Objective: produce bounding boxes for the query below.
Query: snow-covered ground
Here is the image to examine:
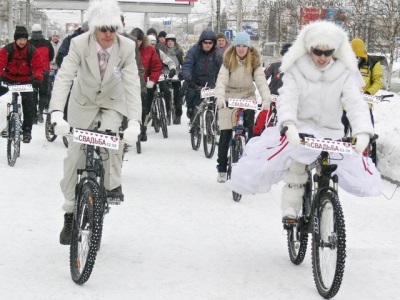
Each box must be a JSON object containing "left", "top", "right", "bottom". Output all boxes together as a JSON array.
[{"left": 0, "top": 88, "right": 399, "bottom": 299}]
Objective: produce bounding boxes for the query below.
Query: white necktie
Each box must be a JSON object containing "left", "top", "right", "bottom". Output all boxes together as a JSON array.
[{"left": 98, "top": 49, "right": 109, "bottom": 80}]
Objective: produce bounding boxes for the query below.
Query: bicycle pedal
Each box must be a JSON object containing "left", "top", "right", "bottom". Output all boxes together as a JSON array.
[{"left": 282, "top": 217, "right": 298, "bottom": 225}]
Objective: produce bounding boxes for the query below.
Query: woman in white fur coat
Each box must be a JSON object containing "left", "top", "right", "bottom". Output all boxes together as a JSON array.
[
  {"left": 226, "top": 21, "right": 382, "bottom": 220},
  {"left": 215, "top": 32, "right": 271, "bottom": 183}
]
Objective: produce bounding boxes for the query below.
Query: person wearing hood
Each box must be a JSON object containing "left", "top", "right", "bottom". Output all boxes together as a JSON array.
[
  {"left": 182, "top": 30, "right": 223, "bottom": 119},
  {"left": 214, "top": 32, "right": 271, "bottom": 183},
  {"left": 227, "top": 21, "right": 382, "bottom": 221},
  {"left": 29, "top": 24, "right": 54, "bottom": 123},
  {"left": 49, "top": 0, "right": 142, "bottom": 245}
]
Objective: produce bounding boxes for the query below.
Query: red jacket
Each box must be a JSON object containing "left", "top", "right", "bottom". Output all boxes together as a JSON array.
[
  {"left": 0, "top": 42, "right": 44, "bottom": 83},
  {"left": 139, "top": 44, "right": 162, "bottom": 84}
]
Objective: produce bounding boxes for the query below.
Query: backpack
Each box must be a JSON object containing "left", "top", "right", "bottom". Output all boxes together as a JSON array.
[{"left": 5, "top": 43, "right": 35, "bottom": 66}]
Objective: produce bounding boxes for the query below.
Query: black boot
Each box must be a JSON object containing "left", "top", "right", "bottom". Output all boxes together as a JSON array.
[
  {"left": 60, "top": 213, "right": 73, "bottom": 245},
  {"left": 37, "top": 111, "right": 44, "bottom": 123},
  {"left": 140, "top": 125, "right": 147, "bottom": 142},
  {"left": 173, "top": 116, "right": 181, "bottom": 125}
]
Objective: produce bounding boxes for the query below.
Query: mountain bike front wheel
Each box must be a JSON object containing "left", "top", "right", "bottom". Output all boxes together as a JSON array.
[
  {"left": 70, "top": 180, "right": 103, "bottom": 285},
  {"left": 158, "top": 97, "right": 168, "bottom": 138},
  {"left": 312, "top": 189, "right": 346, "bottom": 299},
  {"left": 203, "top": 110, "right": 216, "bottom": 158},
  {"left": 190, "top": 109, "right": 201, "bottom": 151},
  {"left": 7, "top": 112, "right": 21, "bottom": 167}
]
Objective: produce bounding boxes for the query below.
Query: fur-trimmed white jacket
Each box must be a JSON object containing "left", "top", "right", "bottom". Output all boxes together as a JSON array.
[{"left": 277, "top": 54, "right": 373, "bottom": 139}]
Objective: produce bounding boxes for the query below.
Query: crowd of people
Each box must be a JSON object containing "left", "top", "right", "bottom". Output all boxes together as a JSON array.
[{"left": 0, "top": 0, "right": 384, "bottom": 246}]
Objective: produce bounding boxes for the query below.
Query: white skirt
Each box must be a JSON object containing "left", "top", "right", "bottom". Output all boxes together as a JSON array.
[{"left": 226, "top": 126, "right": 383, "bottom": 197}]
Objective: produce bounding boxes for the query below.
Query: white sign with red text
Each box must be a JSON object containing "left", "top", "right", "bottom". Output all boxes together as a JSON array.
[
  {"left": 201, "top": 88, "right": 215, "bottom": 99},
  {"left": 304, "top": 137, "right": 352, "bottom": 154},
  {"left": 73, "top": 129, "right": 120, "bottom": 150},
  {"left": 228, "top": 98, "right": 258, "bottom": 110},
  {"left": 8, "top": 84, "right": 33, "bottom": 92}
]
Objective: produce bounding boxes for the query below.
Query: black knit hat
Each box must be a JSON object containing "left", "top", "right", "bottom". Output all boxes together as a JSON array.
[
  {"left": 131, "top": 28, "right": 144, "bottom": 41},
  {"left": 158, "top": 31, "right": 167, "bottom": 38},
  {"left": 14, "top": 26, "right": 29, "bottom": 41},
  {"left": 146, "top": 28, "right": 157, "bottom": 37},
  {"left": 280, "top": 43, "right": 292, "bottom": 56}
]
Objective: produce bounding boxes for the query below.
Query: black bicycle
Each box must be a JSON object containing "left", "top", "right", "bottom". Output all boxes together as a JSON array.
[
  {"left": 164, "top": 75, "right": 181, "bottom": 125},
  {"left": 281, "top": 129, "right": 376, "bottom": 298},
  {"left": 226, "top": 98, "right": 259, "bottom": 201},
  {"left": 68, "top": 122, "right": 123, "bottom": 285},
  {"left": 2, "top": 83, "right": 33, "bottom": 166},
  {"left": 146, "top": 81, "right": 168, "bottom": 138}
]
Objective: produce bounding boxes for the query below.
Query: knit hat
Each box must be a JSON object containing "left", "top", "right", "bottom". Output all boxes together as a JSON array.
[
  {"left": 86, "top": 0, "right": 123, "bottom": 34},
  {"left": 280, "top": 20, "right": 358, "bottom": 72},
  {"left": 216, "top": 33, "right": 226, "bottom": 40},
  {"left": 51, "top": 30, "right": 59, "bottom": 36},
  {"left": 14, "top": 26, "right": 29, "bottom": 40},
  {"left": 158, "top": 31, "right": 167, "bottom": 38},
  {"left": 148, "top": 34, "right": 157, "bottom": 45},
  {"left": 233, "top": 32, "right": 251, "bottom": 47},
  {"left": 31, "top": 24, "right": 42, "bottom": 32},
  {"left": 165, "top": 33, "right": 176, "bottom": 42},
  {"left": 280, "top": 43, "right": 292, "bottom": 56},
  {"left": 131, "top": 28, "right": 144, "bottom": 41},
  {"left": 351, "top": 38, "right": 367, "bottom": 59},
  {"left": 147, "top": 28, "right": 157, "bottom": 37}
]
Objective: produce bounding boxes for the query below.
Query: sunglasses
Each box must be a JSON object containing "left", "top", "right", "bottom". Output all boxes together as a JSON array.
[
  {"left": 98, "top": 26, "right": 118, "bottom": 33},
  {"left": 311, "top": 48, "right": 335, "bottom": 57},
  {"left": 202, "top": 41, "right": 213, "bottom": 45}
]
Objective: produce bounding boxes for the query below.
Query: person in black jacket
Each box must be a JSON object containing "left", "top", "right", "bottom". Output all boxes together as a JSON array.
[{"left": 264, "top": 43, "right": 291, "bottom": 95}]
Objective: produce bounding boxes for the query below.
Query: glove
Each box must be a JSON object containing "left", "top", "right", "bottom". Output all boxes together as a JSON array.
[
  {"left": 186, "top": 80, "right": 197, "bottom": 89},
  {"left": 261, "top": 101, "right": 270, "bottom": 110},
  {"left": 283, "top": 122, "right": 300, "bottom": 147},
  {"left": 354, "top": 133, "right": 370, "bottom": 154},
  {"left": 123, "top": 120, "right": 141, "bottom": 146},
  {"left": 146, "top": 81, "right": 155, "bottom": 89},
  {"left": 178, "top": 72, "right": 184, "bottom": 81},
  {"left": 216, "top": 98, "right": 226, "bottom": 110},
  {"left": 32, "top": 79, "right": 42, "bottom": 90},
  {"left": 168, "top": 69, "right": 176, "bottom": 78},
  {"left": 51, "top": 111, "right": 70, "bottom": 136}
]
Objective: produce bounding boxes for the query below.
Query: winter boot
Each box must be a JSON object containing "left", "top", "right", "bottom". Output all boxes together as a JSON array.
[
  {"left": 281, "top": 161, "right": 307, "bottom": 222},
  {"left": 140, "top": 125, "right": 147, "bottom": 142},
  {"left": 37, "top": 111, "right": 44, "bottom": 123},
  {"left": 60, "top": 213, "right": 73, "bottom": 245},
  {"left": 173, "top": 116, "right": 181, "bottom": 125},
  {"left": 217, "top": 172, "right": 227, "bottom": 183}
]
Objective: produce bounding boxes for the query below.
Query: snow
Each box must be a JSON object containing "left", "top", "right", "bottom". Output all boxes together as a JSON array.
[{"left": 0, "top": 90, "right": 399, "bottom": 299}]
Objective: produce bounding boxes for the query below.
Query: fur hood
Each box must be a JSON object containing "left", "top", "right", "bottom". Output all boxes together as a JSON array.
[
  {"left": 223, "top": 45, "right": 262, "bottom": 70},
  {"left": 281, "top": 20, "right": 357, "bottom": 72},
  {"left": 87, "top": 0, "right": 123, "bottom": 34}
]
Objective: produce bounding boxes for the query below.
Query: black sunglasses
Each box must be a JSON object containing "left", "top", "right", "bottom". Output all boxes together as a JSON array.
[
  {"left": 202, "top": 41, "right": 213, "bottom": 45},
  {"left": 311, "top": 48, "right": 335, "bottom": 57},
  {"left": 98, "top": 26, "right": 118, "bottom": 33}
]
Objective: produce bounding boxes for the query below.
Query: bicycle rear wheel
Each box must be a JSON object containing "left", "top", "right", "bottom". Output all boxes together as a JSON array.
[
  {"left": 286, "top": 218, "right": 308, "bottom": 265},
  {"left": 203, "top": 110, "right": 216, "bottom": 158},
  {"left": 70, "top": 180, "right": 103, "bottom": 285},
  {"left": 158, "top": 97, "right": 168, "bottom": 138},
  {"left": 312, "top": 190, "right": 346, "bottom": 299},
  {"left": 7, "top": 113, "right": 21, "bottom": 167},
  {"left": 190, "top": 109, "right": 201, "bottom": 151},
  {"left": 230, "top": 135, "right": 245, "bottom": 201},
  {"left": 45, "top": 113, "right": 57, "bottom": 142}
]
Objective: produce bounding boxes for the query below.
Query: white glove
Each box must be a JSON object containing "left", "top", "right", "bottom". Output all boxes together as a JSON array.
[
  {"left": 146, "top": 81, "right": 155, "bottom": 89},
  {"left": 123, "top": 120, "right": 141, "bottom": 146},
  {"left": 216, "top": 98, "right": 226, "bottom": 110},
  {"left": 261, "top": 101, "right": 270, "bottom": 110},
  {"left": 283, "top": 122, "right": 300, "bottom": 147},
  {"left": 51, "top": 111, "right": 70, "bottom": 136},
  {"left": 354, "top": 133, "right": 370, "bottom": 154}
]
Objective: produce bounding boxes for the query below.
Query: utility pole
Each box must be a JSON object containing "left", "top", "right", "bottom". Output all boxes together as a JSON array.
[
  {"left": 237, "top": 0, "right": 242, "bottom": 33},
  {"left": 26, "top": 0, "right": 30, "bottom": 29},
  {"left": 211, "top": 0, "right": 214, "bottom": 31},
  {"left": 8, "top": 0, "right": 13, "bottom": 42},
  {"left": 216, "top": 0, "right": 220, "bottom": 33}
]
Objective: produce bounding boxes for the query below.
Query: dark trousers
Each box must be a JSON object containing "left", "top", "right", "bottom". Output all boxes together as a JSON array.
[
  {"left": 21, "top": 91, "right": 35, "bottom": 133},
  {"left": 217, "top": 109, "right": 255, "bottom": 172}
]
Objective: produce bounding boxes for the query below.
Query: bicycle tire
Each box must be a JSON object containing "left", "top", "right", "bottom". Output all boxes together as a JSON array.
[
  {"left": 159, "top": 97, "right": 168, "bottom": 138},
  {"left": 203, "top": 110, "right": 216, "bottom": 158},
  {"left": 231, "top": 135, "right": 245, "bottom": 201},
  {"left": 190, "top": 109, "right": 201, "bottom": 151},
  {"left": 7, "top": 113, "right": 21, "bottom": 167},
  {"left": 152, "top": 103, "right": 160, "bottom": 133},
  {"left": 311, "top": 189, "right": 346, "bottom": 299},
  {"left": 286, "top": 218, "right": 309, "bottom": 265},
  {"left": 70, "top": 180, "right": 103, "bottom": 285},
  {"left": 45, "top": 113, "right": 57, "bottom": 142}
]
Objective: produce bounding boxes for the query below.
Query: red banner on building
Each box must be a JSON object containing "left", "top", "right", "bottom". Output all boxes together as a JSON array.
[{"left": 300, "top": 8, "right": 327, "bottom": 25}]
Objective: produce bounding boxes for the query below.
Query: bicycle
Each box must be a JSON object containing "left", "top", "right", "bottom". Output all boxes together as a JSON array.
[
  {"left": 281, "top": 129, "right": 376, "bottom": 298},
  {"left": 68, "top": 122, "right": 123, "bottom": 285},
  {"left": 188, "top": 86, "right": 218, "bottom": 158},
  {"left": 145, "top": 80, "right": 168, "bottom": 139},
  {"left": 1, "top": 83, "right": 33, "bottom": 166},
  {"left": 164, "top": 75, "right": 181, "bottom": 125},
  {"left": 226, "top": 98, "right": 259, "bottom": 201}
]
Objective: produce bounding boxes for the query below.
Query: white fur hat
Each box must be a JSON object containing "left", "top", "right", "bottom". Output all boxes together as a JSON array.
[
  {"left": 86, "top": 0, "right": 123, "bottom": 34},
  {"left": 281, "top": 20, "right": 357, "bottom": 72},
  {"left": 31, "top": 24, "right": 42, "bottom": 32}
]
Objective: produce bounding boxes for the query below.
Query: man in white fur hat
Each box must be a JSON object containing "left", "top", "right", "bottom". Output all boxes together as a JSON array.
[
  {"left": 49, "top": 0, "right": 142, "bottom": 245},
  {"left": 227, "top": 21, "right": 382, "bottom": 222}
]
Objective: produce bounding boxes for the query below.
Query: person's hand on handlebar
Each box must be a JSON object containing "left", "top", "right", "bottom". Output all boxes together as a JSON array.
[
  {"left": 123, "top": 120, "right": 141, "bottom": 146},
  {"left": 168, "top": 69, "right": 176, "bottom": 79},
  {"left": 216, "top": 97, "right": 226, "bottom": 109},
  {"left": 282, "top": 122, "right": 300, "bottom": 147},
  {"left": 51, "top": 111, "right": 70, "bottom": 136}
]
